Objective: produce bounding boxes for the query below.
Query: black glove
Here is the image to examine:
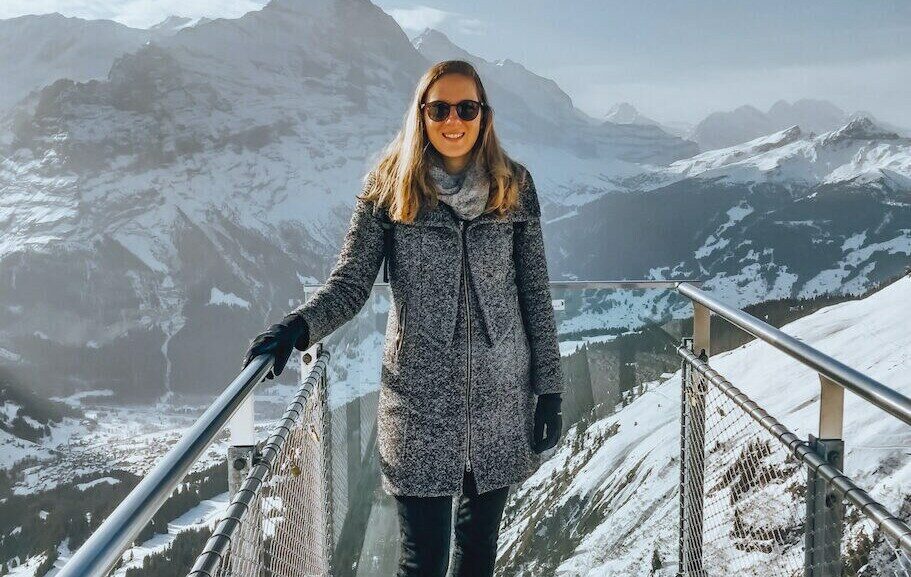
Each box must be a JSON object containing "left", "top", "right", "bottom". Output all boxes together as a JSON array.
[
  {"left": 533, "top": 393, "right": 563, "bottom": 453},
  {"left": 242, "top": 312, "right": 310, "bottom": 380}
]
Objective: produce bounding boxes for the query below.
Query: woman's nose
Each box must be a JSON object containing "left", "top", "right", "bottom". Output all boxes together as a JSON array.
[{"left": 442, "top": 110, "right": 463, "bottom": 125}]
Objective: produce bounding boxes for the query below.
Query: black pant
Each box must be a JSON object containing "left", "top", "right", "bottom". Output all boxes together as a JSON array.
[{"left": 393, "top": 469, "right": 510, "bottom": 577}]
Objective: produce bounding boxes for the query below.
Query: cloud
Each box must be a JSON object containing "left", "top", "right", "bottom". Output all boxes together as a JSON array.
[
  {"left": 0, "top": 0, "right": 267, "bottom": 29},
  {"left": 385, "top": 4, "right": 486, "bottom": 36}
]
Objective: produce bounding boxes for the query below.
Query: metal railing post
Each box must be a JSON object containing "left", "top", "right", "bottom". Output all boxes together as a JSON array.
[
  {"left": 228, "top": 397, "right": 255, "bottom": 497},
  {"left": 681, "top": 302, "right": 710, "bottom": 577},
  {"left": 318, "top": 357, "right": 335, "bottom": 576},
  {"left": 677, "top": 337, "right": 691, "bottom": 577},
  {"left": 805, "top": 375, "right": 845, "bottom": 577},
  {"left": 818, "top": 375, "right": 844, "bottom": 440},
  {"left": 692, "top": 301, "right": 711, "bottom": 359},
  {"left": 227, "top": 370, "right": 259, "bottom": 577}
]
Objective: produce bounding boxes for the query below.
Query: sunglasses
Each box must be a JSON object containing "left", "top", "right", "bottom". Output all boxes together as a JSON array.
[{"left": 420, "top": 99, "right": 486, "bottom": 122}]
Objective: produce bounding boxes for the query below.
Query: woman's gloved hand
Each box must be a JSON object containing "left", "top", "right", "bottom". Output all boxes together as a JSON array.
[
  {"left": 242, "top": 312, "right": 310, "bottom": 380},
  {"left": 533, "top": 392, "right": 563, "bottom": 453}
]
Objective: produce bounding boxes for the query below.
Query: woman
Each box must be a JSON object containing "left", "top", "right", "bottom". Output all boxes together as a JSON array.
[{"left": 243, "top": 60, "right": 563, "bottom": 577}]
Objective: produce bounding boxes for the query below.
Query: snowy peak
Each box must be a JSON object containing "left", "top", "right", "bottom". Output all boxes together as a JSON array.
[
  {"left": 410, "top": 26, "right": 566, "bottom": 102},
  {"left": 603, "top": 102, "right": 661, "bottom": 127},
  {"left": 690, "top": 98, "right": 907, "bottom": 152},
  {"left": 157, "top": 0, "right": 423, "bottom": 88},
  {"left": 752, "top": 124, "right": 803, "bottom": 151},
  {"left": 0, "top": 13, "right": 152, "bottom": 110},
  {"left": 666, "top": 117, "right": 911, "bottom": 186},
  {"left": 411, "top": 27, "right": 469, "bottom": 59},
  {"left": 149, "top": 15, "right": 211, "bottom": 33},
  {"left": 408, "top": 26, "right": 695, "bottom": 164},
  {"left": 819, "top": 116, "right": 900, "bottom": 146},
  {"left": 667, "top": 125, "right": 804, "bottom": 178}
]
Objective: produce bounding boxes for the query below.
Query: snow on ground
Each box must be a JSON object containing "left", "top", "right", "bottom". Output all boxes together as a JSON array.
[
  {"left": 798, "top": 229, "right": 911, "bottom": 298},
  {"left": 76, "top": 477, "right": 121, "bottom": 491},
  {"left": 107, "top": 492, "right": 229, "bottom": 577},
  {"left": 49, "top": 390, "right": 114, "bottom": 408},
  {"left": 208, "top": 287, "right": 250, "bottom": 309},
  {"left": 7, "top": 553, "right": 48, "bottom": 577},
  {"left": 502, "top": 275, "right": 911, "bottom": 576},
  {"left": 694, "top": 202, "right": 754, "bottom": 259},
  {"left": 0, "top": 428, "right": 58, "bottom": 471},
  {"left": 2, "top": 402, "right": 269, "bottom": 495}
]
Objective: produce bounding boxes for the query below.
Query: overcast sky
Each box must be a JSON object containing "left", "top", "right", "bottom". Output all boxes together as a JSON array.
[{"left": 2, "top": 0, "right": 909, "bottom": 125}]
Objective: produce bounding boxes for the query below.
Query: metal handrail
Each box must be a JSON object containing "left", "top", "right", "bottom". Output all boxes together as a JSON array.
[
  {"left": 305, "top": 279, "right": 704, "bottom": 291},
  {"left": 57, "top": 354, "right": 276, "bottom": 577},
  {"left": 676, "top": 281, "right": 911, "bottom": 427}
]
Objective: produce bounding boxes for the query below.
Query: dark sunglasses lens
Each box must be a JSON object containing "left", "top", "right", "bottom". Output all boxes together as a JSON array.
[
  {"left": 457, "top": 101, "right": 480, "bottom": 120},
  {"left": 427, "top": 102, "right": 450, "bottom": 122}
]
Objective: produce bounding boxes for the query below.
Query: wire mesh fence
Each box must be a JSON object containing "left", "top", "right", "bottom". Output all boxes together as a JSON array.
[
  {"left": 680, "top": 351, "right": 805, "bottom": 576},
  {"left": 189, "top": 351, "right": 334, "bottom": 577},
  {"left": 679, "top": 343, "right": 911, "bottom": 577}
]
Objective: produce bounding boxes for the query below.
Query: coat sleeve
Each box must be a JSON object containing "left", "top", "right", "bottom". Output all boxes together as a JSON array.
[
  {"left": 290, "top": 177, "right": 385, "bottom": 347},
  {"left": 513, "top": 167, "right": 564, "bottom": 395}
]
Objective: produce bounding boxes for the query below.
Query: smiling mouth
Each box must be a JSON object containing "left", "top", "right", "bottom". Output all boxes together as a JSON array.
[{"left": 442, "top": 132, "right": 465, "bottom": 140}]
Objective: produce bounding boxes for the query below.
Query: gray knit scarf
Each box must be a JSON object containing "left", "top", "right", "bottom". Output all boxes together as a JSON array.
[{"left": 426, "top": 150, "right": 490, "bottom": 221}]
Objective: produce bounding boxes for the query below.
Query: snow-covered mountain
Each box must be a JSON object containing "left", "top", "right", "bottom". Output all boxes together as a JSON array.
[
  {"left": 0, "top": 0, "right": 906, "bottom": 406},
  {"left": 603, "top": 102, "right": 660, "bottom": 127},
  {"left": 498, "top": 273, "right": 911, "bottom": 576},
  {"left": 0, "top": 12, "right": 207, "bottom": 113},
  {"left": 691, "top": 98, "right": 907, "bottom": 151},
  {"left": 667, "top": 117, "right": 911, "bottom": 187},
  {"left": 547, "top": 117, "right": 911, "bottom": 311},
  {"left": 0, "top": 0, "right": 432, "bottom": 401},
  {"left": 412, "top": 27, "right": 589, "bottom": 127},
  {"left": 0, "top": 0, "right": 695, "bottom": 401}
]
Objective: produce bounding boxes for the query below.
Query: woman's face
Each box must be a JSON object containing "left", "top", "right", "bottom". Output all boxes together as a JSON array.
[{"left": 422, "top": 73, "right": 483, "bottom": 172}]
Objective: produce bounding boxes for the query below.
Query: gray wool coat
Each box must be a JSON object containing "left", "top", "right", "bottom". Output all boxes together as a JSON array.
[{"left": 292, "top": 162, "right": 564, "bottom": 497}]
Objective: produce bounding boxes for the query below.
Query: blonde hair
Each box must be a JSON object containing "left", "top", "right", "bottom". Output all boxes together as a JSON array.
[{"left": 359, "top": 60, "right": 524, "bottom": 223}]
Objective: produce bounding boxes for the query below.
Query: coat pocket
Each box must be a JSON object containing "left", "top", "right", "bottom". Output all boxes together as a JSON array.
[
  {"left": 394, "top": 301, "right": 407, "bottom": 364},
  {"left": 383, "top": 297, "right": 408, "bottom": 376}
]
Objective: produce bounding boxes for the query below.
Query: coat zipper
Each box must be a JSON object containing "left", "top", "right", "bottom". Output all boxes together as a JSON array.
[{"left": 461, "top": 219, "right": 473, "bottom": 473}]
